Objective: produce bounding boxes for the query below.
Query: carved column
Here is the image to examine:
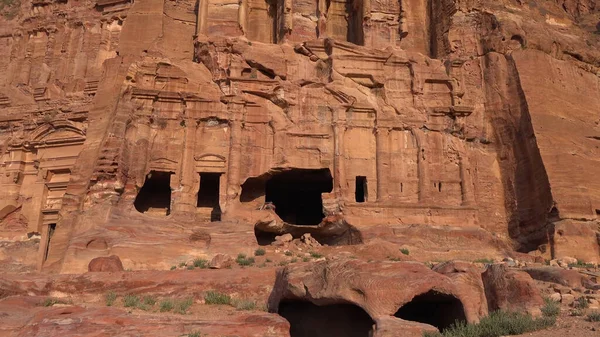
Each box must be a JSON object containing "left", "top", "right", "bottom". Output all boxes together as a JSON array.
[
  {"left": 226, "top": 99, "right": 244, "bottom": 206},
  {"left": 375, "top": 127, "right": 389, "bottom": 202},
  {"left": 238, "top": 0, "right": 248, "bottom": 35},
  {"left": 413, "top": 129, "right": 430, "bottom": 203},
  {"left": 332, "top": 109, "right": 346, "bottom": 203},
  {"left": 459, "top": 155, "right": 474, "bottom": 206},
  {"left": 196, "top": 0, "right": 209, "bottom": 36},
  {"left": 174, "top": 117, "right": 197, "bottom": 214}
]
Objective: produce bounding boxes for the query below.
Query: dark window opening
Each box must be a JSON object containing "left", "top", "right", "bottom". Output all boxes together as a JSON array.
[
  {"left": 438, "top": 182, "right": 442, "bottom": 192},
  {"left": 197, "top": 173, "right": 222, "bottom": 221},
  {"left": 355, "top": 176, "right": 367, "bottom": 203},
  {"left": 134, "top": 171, "right": 172, "bottom": 215},
  {"left": 44, "top": 223, "right": 56, "bottom": 262},
  {"left": 265, "top": 169, "right": 333, "bottom": 226},
  {"left": 400, "top": 182, "right": 403, "bottom": 193},
  {"left": 394, "top": 290, "right": 467, "bottom": 331},
  {"left": 278, "top": 301, "right": 375, "bottom": 337}
]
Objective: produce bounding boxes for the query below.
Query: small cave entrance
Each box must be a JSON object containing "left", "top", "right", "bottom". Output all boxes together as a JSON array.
[
  {"left": 197, "top": 172, "right": 222, "bottom": 221},
  {"left": 43, "top": 223, "right": 56, "bottom": 262},
  {"left": 394, "top": 290, "right": 467, "bottom": 331},
  {"left": 278, "top": 301, "right": 375, "bottom": 337},
  {"left": 265, "top": 169, "right": 333, "bottom": 226},
  {"left": 134, "top": 171, "right": 172, "bottom": 216}
]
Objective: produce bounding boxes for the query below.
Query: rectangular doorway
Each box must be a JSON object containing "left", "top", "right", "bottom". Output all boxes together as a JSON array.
[
  {"left": 355, "top": 176, "right": 367, "bottom": 203},
  {"left": 197, "top": 173, "right": 222, "bottom": 221}
]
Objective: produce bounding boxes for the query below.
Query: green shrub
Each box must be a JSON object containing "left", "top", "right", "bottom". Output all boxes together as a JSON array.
[
  {"left": 170, "top": 266, "right": 176, "bottom": 270},
  {"left": 236, "top": 253, "right": 255, "bottom": 266},
  {"left": 265, "top": 258, "right": 272, "bottom": 263},
  {"left": 193, "top": 258, "right": 208, "bottom": 269},
  {"left": 474, "top": 258, "right": 494, "bottom": 264},
  {"left": 309, "top": 251, "right": 323, "bottom": 259},
  {"left": 233, "top": 299, "right": 257, "bottom": 311},
  {"left": 541, "top": 297, "right": 560, "bottom": 317},
  {"left": 290, "top": 258, "right": 298, "bottom": 263},
  {"left": 179, "top": 262, "right": 186, "bottom": 267},
  {"left": 174, "top": 297, "right": 193, "bottom": 314},
  {"left": 186, "top": 332, "right": 202, "bottom": 337},
  {"left": 143, "top": 296, "right": 157, "bottom": 306},
  {"left": 186, "top": 264, "right": 195, "bottom": 270},
  {"left": 400, "top": 248, "right": 410, "bottom": 255},
  {"left": 423, "top": 310, "right": 556, "bottom": 337},
  {"left": 574, "top": 297, "right": 589, "bottom": 309},
  {"left": 254, "top": 248, "right": 266, "bottom": 256},
  {"left": 278, "top": 261, "right": 289, "bottom": 266},
  {"left": 284, "top": 251, "right": 293, "bottom": 256},
  {"left": 159, "top": 299, "right": 174, "bottom": 312},
  {"left": 587, "top": 311, "right": 600, "bottom": 322},
  {"left": 570, "top": 309, "right": 584, "bottom": 316},
  {"left": 123, "top": 294, "right": 140, "bottom": 308},
  {"left": 204, "top": 291, "right": 231, "bottom": 305},
  {"left": 568, "top": 260, "right": 595, "bottom": 268},
  {"left": 42, "top": 298, "right": 62, "bottom": 307},
  {"left": 105, "top": 291, "right": 117, "bottom": 306},
  {"left": 302, "top": 257, "right": 310, "bottom": 262}
]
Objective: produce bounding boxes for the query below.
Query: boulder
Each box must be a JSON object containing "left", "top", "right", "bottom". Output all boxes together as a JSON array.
[
  {"left": 209, "top": 254, "right": 233, "bottom": 269},
  {"left": 482, "top": 264, "right": 544, "bottom": 316},
  {"left": 523, "top": 266, "right": 600, "bottom": 290},
  {"left": 87, "top": 255, "right": 124, "bottom": 272}
]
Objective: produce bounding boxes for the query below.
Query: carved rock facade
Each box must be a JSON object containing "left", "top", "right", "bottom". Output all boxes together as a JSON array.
[{"left": 0, "top": 0, "right": 598, "bottom": 272}]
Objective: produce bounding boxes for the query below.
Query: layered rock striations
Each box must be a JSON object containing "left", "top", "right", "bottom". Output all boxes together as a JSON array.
[{"left": 0, "top": 0, "right": 598, "bottom": 273}]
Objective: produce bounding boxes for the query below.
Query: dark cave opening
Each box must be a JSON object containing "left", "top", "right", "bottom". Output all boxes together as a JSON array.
[
  {"left": 394, "top": 290, "right": 467, "bottom": 331},
  {"left": 134, "top": 171, "right": 172, "bottom": 215},
  {"left": 197, "top": 172, "right": 222, "bottom": 221},
  {"left": 278, "top": 301, "right": 375, "bottom": 337},
  {"left": 265, "top": 169, "right": 333, "bottom": 226}
]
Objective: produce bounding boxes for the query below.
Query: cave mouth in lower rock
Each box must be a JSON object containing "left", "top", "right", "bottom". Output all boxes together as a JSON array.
[
  {"left": 394, "top": 290, "right": 467, "bottom": 331},
  {"left": 278, "top": 301, "right": 375, "bottom": 337},
  {"left": 134, "top": 170, "right": 172, "bottom": 216}
]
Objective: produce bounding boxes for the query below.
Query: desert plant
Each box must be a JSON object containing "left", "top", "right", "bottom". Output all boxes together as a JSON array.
[
  {"left": 474, "top": 258, "right": 494, "bottom": 264},
  {"left": 587, "top": 311, "right": 600, "bottom": 322},
  {"left": 290, "top": 258, "right": 298, "bottom": 263},
  {"left": 575, "top": 296, "right": 589, "bottom": 309},
  {"left": 186, "top": 332, "right": 202, "bottom": 337},
  {"left": 570, "top": 309, "right": 584, "bottom": 316},
  {"left": 400, "top": 248, "right": 410, "bottom": 255},
  {"left": 42, "top": 298, "right": 61, "bottom": 307},
  {"left": 254, "top": 248, "right": 266, "bottom": 256},
  {"left": 159, "top": 299, "right": 174, "bottom": 312},
  {"left": 302, "top": 257, "right": 310, "bottom": 262},
  {"left": 233, "top": 299, "right": 257, "bottom": 311},
  {"left": 123, "top": 294, "right": 140, "bottom": 308},
  {"left": 193, "top": 258, "right": 208, "bottom": 269},
  {"left": 541, "top": 297, "right": 560, "bottom": 317},
  {"left": 309, "top": 251, "right": 323, "bottom": 259},
  {"left": 423, "top": 310, "right": 556, "bottom": 337},
  {"left": 204, "top": 291, "right": 231, "bottom": 305},
  {"left": 284, "top": 251, "right": 293, "bottom": 256},
  {"left": 105, "top": 291, "right": 117, "bottom": 306},
  {"left": 143, "top": 296, "right": 157, "bottom": 306},
  {"left": 278, "top": 261, "right": 289, "bottom": 266},
  {"left": 174, "top": 297, "right": 194, "bottom": 314},
  {"left": 236, "top": 253, "right": 255, "bottom": 266},
  {"left": 170, "top": 266, "right": 176, "bottom": 270},
  {"left": 568, "top": 260, "right": 595, "bottom": 269},
  {"left": 186, "top": 264, "right": 195, "bottom": 270},
  {"left": 179, "top": 262, "right": 186, "bottom": 267}
]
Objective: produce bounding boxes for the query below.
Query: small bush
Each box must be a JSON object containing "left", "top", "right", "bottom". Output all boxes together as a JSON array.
[
  {"left": 284, "top": 251, "right": 293, "bottom": 256},
  {"left": 159, "top": 299, "right": 174, "bottom": 312},
  {"left": 236, "top": 253, "right": 255, "bottom": 266},
  {"left": 400, "top": 248, "right": 410, "bottom": 255},
  {"left": 568, "top": 260, "right": 595, "bottom": 269},
  {"left": 143, "top": 296, "right": 157, "bottom": 306},
  {"left": 541, "top": 297, "right": 560, "bottom": 317},
  {"left": 174, "top": 297, "right": 194, "bottom": 314},
  {"left": 424, "top": 310, "right": 556, "bottom": 337},
  {"left": 179, "top": 262, "right": 186, "bottom": 267},
  {"left": 186, "top": 265, "right": 195, "bottom": 270},
  {"left": 389, "top": 257, "right": 402, "bottom": 262},
  {"left": 233, "top": 299, "right": 257, "bottom": 311},
  {"left": 265, "top": 258, "right": 272, "bottom": 263},
  {"left": 187, "top": 332, "right": 202, "bottom": 337},
  {"left": 302, "top": 257, "right": 310, "bottom": 262},
  {"left": 290, "top": 258, "right": 298, "bottom": 263},
  {"left": 309, "top": 251, "right": 323, "bottom": 259},
  {"left": 587, "top": 311, "right": 600, "bottom": 322},
  {"left": 123, "top": 294, "right": 140, "bottom": 308},
  {"left": 254, "top": 248, "right": 266, "bottom": 256},
  {"left": 193, "top": 258, "right": 208, "bottom": 269},
  {"left": 105, "top": 291, "right": 117, "bottom": 306},
  {"left": 574, "top": 297, "right": 589, "bottom": 309},
  {"left": 570, "top": 309, "right": 584, "bottom": 316},
  {"left": 204, "top": 291, "right": 231, "bottom": 305},
  {"left": 474, "top": 258, "right": 494, "bottom": 264},
  {"left": 278, "top": 261, "right": 289, "bottom": 266},
  {"left": 42, "top": 298, "right": 62, "bottom": 307},
  {"left": 170, "top": 266, "right": 176, "bottom": 270}
]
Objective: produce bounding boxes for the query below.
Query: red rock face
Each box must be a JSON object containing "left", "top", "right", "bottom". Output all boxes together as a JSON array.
[
  {"left": 88, "top": 255, "right": 124, "bottom": 272},
  {"left": 0, "top": 0, "right": 597, "bottom": 281}
]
